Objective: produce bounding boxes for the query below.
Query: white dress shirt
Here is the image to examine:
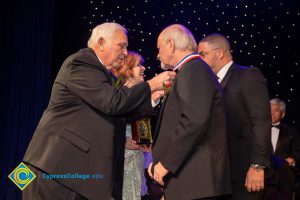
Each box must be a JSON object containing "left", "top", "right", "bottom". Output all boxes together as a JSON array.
[
  {"left": 216, "top": 61, "right": 233, "bottom": 83},
  {"left": 271, "top": 122, "right": 281, "bottom": 152}
]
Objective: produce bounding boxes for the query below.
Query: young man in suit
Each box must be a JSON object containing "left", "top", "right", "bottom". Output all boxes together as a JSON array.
[
  {"left": 198, "top": 33, "right": 272, "bottom": 200},
  {"left": 149, "top": 24, "right": 231, "bottom": 200},
  {"left": 262, "top": 98, "right": 300, "bottom": 199},
  {"left": 22, "top": 22, "right": 175, "bottom": 200}
]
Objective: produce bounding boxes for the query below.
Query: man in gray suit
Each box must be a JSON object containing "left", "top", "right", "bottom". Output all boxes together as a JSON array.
[{"left": 22, "top": 22, "right": 175, "bottom": 200}]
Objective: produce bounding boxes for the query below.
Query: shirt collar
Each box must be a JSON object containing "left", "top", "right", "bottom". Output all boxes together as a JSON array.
[
  {"left": 272, "top": 122, "right": 280, "bottom": 126},
  {"left": 216, "top": 60, "right": 233, "bottom": 82},
  {"left": 95, "top": 54, "right": 104, "bottom": 66}
]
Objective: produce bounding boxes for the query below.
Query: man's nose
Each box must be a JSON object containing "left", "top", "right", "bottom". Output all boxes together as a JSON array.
[{"left": 123, "top": 48, "right": 128, "bottom": 55}]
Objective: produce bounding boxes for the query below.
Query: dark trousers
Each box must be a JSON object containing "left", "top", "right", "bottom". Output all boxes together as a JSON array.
[
  {"left": 294, "top": 176, "right": 300, "bottom": 200},
  {"left": 263, "top": 158, "right": 296, "bottom": 200},
  {"left": 193, "top": 195, "right": 232, "bottom": 200},
  {"left": 231, "top": 182, "right": 263, "bottom": 200},
  {"left": 22, "top": 165, "right": 87, "bottom": 200}
]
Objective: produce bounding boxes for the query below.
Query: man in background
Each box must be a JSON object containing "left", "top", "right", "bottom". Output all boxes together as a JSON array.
[
  {"left": 198, "top": 33, "right": 271, "bottom": 200},
  {"left": 263, "top": 98, "right": 300, "bottom": 199}
]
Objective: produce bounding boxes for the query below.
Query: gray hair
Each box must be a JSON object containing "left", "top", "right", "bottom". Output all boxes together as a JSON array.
[
  {"left": 270, "top": 98, "right": 286, "bottom": 112},
  {"left": 199, "top": 33, "right": 231, "bottom": 55},
  {"left": 87, "top": 22, "right": 127, "bottom": 48},
  {"left": 159, "top": 24, "right": 197, "bottom": 52}
]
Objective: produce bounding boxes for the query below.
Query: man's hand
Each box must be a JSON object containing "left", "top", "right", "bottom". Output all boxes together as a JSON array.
[
  {"left": 152, "top": 90, "right": 164, "bottom": 102},
  {"left": 245, "top": 167, "right": 264, "bottom": 192},
  {"left": 148, "top": 162, "right": 154, "bottom": 178},
  {"left": 153, "top": 162, "right": 169, "bottom": 186},
  {"left": 285, "top": 157, "right": 295, "bottom": 166},
  {"left": 147, "top": 71, "right": 176, "bottom": 92}
]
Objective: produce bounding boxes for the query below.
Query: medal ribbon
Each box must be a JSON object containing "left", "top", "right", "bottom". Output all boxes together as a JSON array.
[{"left": 173, "top": 53, "right": 201, "bottom": 71}]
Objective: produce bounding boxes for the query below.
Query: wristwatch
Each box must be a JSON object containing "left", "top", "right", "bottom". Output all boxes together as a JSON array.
[{"left": 250, "top": 164, "right": 265, "bottom": 172}]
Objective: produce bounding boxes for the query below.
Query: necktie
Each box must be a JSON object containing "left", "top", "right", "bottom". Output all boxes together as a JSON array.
[{"left": 109, "top": 70, "right": 117, "bottom": 85}]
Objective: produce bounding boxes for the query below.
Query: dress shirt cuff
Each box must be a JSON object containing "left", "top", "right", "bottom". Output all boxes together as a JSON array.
[{"left": 151, "top": 99, "right": 160, "bottom": 107}]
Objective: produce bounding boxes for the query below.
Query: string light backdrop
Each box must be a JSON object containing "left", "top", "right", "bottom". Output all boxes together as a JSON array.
[{"left": 55, "top": 0, "right": 300, "bottom": 129}]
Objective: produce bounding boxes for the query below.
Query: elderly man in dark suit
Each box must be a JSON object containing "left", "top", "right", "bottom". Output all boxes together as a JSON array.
[
  {"left": 262, "top": 98, "right": 300, "bottom": 199},
  {"left": 198, "top": 33, "right": 272, "bottom": 200},
  {"left": 149, "top": 24, "right": 231, "bottom": 200},
  {"left": 22, "top": 22, "right": 175, "bottom": 200}
]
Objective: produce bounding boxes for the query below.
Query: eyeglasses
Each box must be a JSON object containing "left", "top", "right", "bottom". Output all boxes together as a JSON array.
[{"left": 198, "top": 48, "right": 220, "bottom": 58}]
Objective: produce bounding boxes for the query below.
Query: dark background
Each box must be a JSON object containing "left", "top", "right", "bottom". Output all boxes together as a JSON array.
[{"left": 1, "top": 0, "right": 299, "bottom": 199}]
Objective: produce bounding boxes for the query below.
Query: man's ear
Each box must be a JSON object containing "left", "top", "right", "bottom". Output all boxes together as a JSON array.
[
  {"left": 168, "top": 39, "right": 175, "bottom": 52},
  {"left": 217, "top": 49, "right": 225, "bottom": 59},
  {"left": 281, "top": 112, "right": 286, "bottom": 119},
  {"left": 97, "top": 37, "right": 105, "bottom": 51}
]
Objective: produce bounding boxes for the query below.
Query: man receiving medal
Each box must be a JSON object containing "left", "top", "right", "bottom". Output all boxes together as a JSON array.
[{"left": 148, "top": 24, "right": 231, "bottom": 200}]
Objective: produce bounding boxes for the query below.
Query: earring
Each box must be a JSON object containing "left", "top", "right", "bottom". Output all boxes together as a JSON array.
[{"left": 100, "top": 46, "right": 104, "bottom": 51}]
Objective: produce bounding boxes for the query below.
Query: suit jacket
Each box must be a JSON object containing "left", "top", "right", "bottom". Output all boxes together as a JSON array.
[
  {"left": 23, "top": 48, "right": 152, "bottom": 200},
  {"left": 152, "top": 58, "right": 231, "bottom": 200},
  {"left": 263, "top": 122, "right": 300, "bottom": 198},
  {"left": 273, "top": 122, "right": 300, "bottom": 168},
  {"left": 220, "top": 62, "right": 271, "bottom": 182}
]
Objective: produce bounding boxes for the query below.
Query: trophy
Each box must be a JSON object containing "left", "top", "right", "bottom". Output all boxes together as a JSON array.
[{"left": 131, "top": 118, "right": 153, "bottom": 144}]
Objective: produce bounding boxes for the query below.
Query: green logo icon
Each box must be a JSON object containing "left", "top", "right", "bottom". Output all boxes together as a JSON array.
[{"left": 8, "top": 162, "right": 36, "bottom": 190}]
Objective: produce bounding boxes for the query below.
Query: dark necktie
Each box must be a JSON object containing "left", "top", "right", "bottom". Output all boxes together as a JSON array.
[
  {"left": 272, "top": 124, "right": 280, "bottom": 129},
  {"left": 109, "top": 70, "right": 117, "bottom": 85}
]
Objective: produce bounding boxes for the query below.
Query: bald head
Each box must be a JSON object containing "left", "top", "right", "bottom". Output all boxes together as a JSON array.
[
  {"left": 157, "top": 24, "right": 197, "bottom": 69},
  {"left": 159, "top": 24, "right": 197, "bottom": 52}
]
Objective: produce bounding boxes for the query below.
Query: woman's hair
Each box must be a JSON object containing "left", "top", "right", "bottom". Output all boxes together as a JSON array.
[{"left": 112, "top": 51, "right": 144, "bottom": 82}]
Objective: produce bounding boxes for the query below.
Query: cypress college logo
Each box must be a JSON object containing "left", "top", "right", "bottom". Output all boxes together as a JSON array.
[{"left": 8, "top": 162, "right": 36, "bottom": 190}]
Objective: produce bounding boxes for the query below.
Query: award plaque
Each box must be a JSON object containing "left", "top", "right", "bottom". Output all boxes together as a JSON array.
[{"left": 131, "top": 118, "right": 153, "bottom": 144}]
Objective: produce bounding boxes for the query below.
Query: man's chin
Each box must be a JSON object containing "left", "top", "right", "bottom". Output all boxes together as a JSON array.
[
  {"left": 161, "top": 64, "right": 173, "bottom": 70},
  {"left": 112, "top": 63, "right": 122, "bottom": 69}
]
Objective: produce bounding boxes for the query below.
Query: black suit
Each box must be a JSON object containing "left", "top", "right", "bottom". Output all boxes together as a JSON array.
[
  {"left": 152, "top": 58, "right": 231, "bottom": 200},
  {"left": 263, "top": 122, "right": 300, "bottom": 199},
  {"left": 220, "top": 63, "right": 271, "bottom": 200},
  {"left": 273, "top": 123, "right": 300, "bottom": 163},
  {"left": 23, "top": 48, "right": 152, "bottom": 200}
]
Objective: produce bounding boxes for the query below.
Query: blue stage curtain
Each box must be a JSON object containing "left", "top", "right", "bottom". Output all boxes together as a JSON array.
[{"left": 0, "top": 0, "right": 55, "bottom": 199}]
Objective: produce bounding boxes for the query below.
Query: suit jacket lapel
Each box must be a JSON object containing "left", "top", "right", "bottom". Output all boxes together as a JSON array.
[
  {"left": 275, "top": 126, "right": 288, "bottom": 153},
  {"left": 220, "top": 63, "right": 235, "bottom": 89}
]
